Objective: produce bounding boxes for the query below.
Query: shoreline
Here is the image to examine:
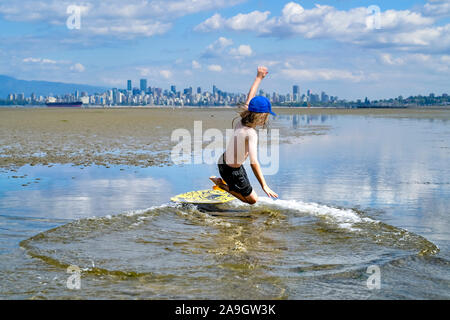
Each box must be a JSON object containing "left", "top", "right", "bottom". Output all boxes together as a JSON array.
[{"left": 2, "top": 105, "right": 449, "bottom": 110}]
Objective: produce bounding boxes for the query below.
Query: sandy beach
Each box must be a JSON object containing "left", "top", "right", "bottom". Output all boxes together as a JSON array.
[
  {"left": 1, "top": 107, "right": 448, "bottom": 172},
  {"left": 0, "top": 107, "right": 237, "bottom": 170}
]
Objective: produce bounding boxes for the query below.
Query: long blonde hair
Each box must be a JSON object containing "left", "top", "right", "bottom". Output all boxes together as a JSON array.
[{"left": 232, "top": 102, "right": 269, "bottom": 129}]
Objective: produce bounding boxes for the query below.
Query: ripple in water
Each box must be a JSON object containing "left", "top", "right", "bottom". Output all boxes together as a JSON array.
[{"left": 19, "top": 199, "right": 439, "bottom": 299}]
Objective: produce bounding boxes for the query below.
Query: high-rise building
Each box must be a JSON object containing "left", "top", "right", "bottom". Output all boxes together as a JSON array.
[
  {"left": 272, "top": 92, "right": 278, "bottom": 103},
  {"left": 197, "top": 87, "right": 201, "bottom": 94},
  {"left": 171, "top": 85, "right": 176, "bottom": 94},
  {"left": 127, "top": 80, "right": 132, "bottom": 91},
  {"left": 293, "top": 85, "right": 300, "bottom": 102},
  {"left": 213, "top": 85, "right": 218, "bottom": 95},
  {"left": 140, "top": 79, "right": 147, "bottom": 92},
  {"left": 112, "top": 88, "right": 119, "bottom": 104}
]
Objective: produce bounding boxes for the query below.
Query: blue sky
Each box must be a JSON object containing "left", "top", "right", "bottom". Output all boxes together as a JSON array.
[{"left": 0, "top": 0, "right": 449, "bottom": 99}]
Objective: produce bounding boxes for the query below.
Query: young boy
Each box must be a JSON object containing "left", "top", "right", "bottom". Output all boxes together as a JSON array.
[{"left": 210, "top": 66, "right": 278, "bottom": 204}]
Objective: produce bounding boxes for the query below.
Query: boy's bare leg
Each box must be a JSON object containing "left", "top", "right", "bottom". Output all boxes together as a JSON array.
[{"left": 209, "top": 176, "right": 250, "bottom": 204}]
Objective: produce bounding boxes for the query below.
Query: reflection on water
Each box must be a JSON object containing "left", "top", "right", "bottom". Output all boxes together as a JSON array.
[
  {"left": 275, "top": 113, "right": 334, "bottom": 128},
  {"left": 274, "top": 115, "right": 450, "bottom": 252},
  {"left": 0, "top": 110, "right": 449, "bottom": 299}
]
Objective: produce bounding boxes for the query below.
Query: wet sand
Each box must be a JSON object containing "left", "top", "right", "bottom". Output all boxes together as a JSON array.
[
  {"left": 0, "top": 107, "right": 238, "bottom": 170},
  {"left": 0, "top": 107, "right": 448, "bottom": 171}
]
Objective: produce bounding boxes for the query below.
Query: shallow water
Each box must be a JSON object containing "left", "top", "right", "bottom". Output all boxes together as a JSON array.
[{"left": 0, "top": 110, "right": 449, "bottom": 299}]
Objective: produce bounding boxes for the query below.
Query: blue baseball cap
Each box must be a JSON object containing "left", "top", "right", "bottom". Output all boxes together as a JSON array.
[{"left": 248, "top": 96, "right": 276, "bottom": 116}]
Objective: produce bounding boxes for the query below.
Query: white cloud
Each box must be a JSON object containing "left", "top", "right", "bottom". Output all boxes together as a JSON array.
[
  {"left": 380, "top": 53, "right": 433, "bottom": 66},
  {"left": 202, "top": 36, "right": 234, "bottom": 58},
  {"left": 208, "top": 64, "right": 222, "bottom": 72},
  {"left": 281, "top": 1, "right": 305, "bottom": 23},
  {"left": 42, "top": 58, "right": 58, "bottom": 64},
  {"left": 229, "top": 44, "right": 253, "bottom": 57},
  {"left": 258, "top": 60, "right": 282, "bottom": 67},
  {"left": 195, "top": 2, "right": 449, "bottom": 53},
  {"left": 22, "top": 57, "right": 85, "bottom": 73},
  {"left": 160, "top": 70, "right": 172, "bottom": 79},
  {"left": 192, "top": 60, "right": 201, "bottom": 69},
  {"left": 23, "top": 57, "right": 42, "bottom": 63},
  {"left": 87, "top": 21, "right": 172, "bottom": 38},
  {"left": 70, "top": 63, "right": 85, "bottom": 72},
  {"left": 203, "top": 38, "right": 253, "bottom": 60},
  {"left": 136, "top": 66, "right": 173, "bottom": 79},
  {"left": 195, "top": 13, "right": 225, "bottom": 32},
  {"left": 280, "top": 68, "right": 366, "bottom": 82},
  {"left": 0, "top": 0, "right": 246, "bottom": 39},
  {"left": 423, "top": 0, "right": 450, "bottom": 17},
  {"left": 378, "top": 24, "right": 450, "bottom": 50},
  {"left": 23, "top": 57, "right": 58, "bottom": 64},
  {"left": 195, "top": 10, "right": 271, "bottom": 32},
  {"left": 137, "top": 67, "right": 152, "bottom": 77},
  {"left": 208, "top": 37, "right": 233, "bottom": 50},
  {"left": 225, "top": 10, "right": 271, "bottom": 31},
  {"left": 380, "top": 53, "right": 405, "bottom": 66},
  {"left": 379, "top": 52, "right": 449, "bottom": 73}
]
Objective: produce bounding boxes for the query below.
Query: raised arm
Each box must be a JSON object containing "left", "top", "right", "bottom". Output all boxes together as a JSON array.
[{"left": 243, "top": 66, "right": 269, "bottom": 108}]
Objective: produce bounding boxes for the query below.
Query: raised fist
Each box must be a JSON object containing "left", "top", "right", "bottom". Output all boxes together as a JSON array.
[{"left": 257, "top": 66, "right": 269, "bottom": 79}]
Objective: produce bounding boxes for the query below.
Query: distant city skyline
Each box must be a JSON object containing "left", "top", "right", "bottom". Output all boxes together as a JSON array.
[
  {"left": 104, "top": 78, "right": 336, "bottom": 99},
  {"left": 4, "top": 77, "right": 342, "bottom": 106},
  {"left": 0, "top": 1, "right": 449, "bottom": 100},
  {"left": 3, "top": 75, "right": 448, "bottom": 108}
]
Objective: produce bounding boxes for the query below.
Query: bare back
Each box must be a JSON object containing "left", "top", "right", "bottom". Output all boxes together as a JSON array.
[{"left": 224, "top": 121, "right": 258, "bottom": 168}]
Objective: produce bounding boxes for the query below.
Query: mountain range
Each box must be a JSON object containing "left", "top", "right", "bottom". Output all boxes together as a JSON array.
[{"left": 0, "top": 75, "right": 107, "bottom": 98}]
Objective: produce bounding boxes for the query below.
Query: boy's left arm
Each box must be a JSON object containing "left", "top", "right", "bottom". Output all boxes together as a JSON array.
[
  {"left": 250, "top": 162, "right": 279, "bottom": 199},
  {"left": 243, "top": 66, "right": 269, "bottom": 108}
]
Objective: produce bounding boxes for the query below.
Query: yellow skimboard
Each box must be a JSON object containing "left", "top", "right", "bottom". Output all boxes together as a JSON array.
[{"left": 171, "top": 188, "right": 235, "bottom": 204}]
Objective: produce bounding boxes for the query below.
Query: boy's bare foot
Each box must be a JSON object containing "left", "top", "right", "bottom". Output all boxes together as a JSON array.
[
  {"left": 209, "top": 176, "right": 226, "bottom": 185},
  {"left": 209, "top": 176, "right": 228, "bottom": 191}
]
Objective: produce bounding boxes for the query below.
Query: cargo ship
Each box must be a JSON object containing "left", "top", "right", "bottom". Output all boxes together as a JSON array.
[{"left": 46, "top": 101, "right": 83, "bottom": 107}]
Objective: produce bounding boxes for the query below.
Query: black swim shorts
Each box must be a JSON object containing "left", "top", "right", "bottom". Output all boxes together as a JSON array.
[{"left": 218, "top": 153, "right": 253, "bottom": 197}]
